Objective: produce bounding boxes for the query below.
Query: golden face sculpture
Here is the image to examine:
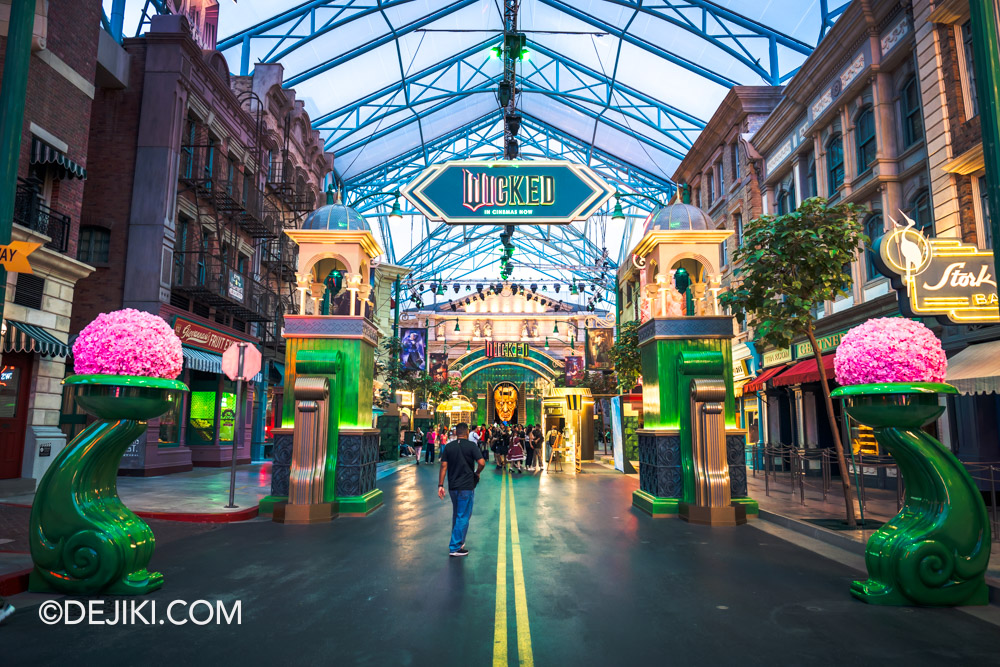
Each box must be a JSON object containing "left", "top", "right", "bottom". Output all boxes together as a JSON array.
[{"left": 494, "top": 384, "right": 518, "bottom": 422}]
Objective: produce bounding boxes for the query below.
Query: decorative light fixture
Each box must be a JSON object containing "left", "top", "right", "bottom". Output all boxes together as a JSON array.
[
  {"left": 553, "top": 321, "right": 559, "bottom": 334},
  {"left": 544, "top": 337, "right": 549, "bottom": 350},
  {"left": 554, "top": 284, "right": 561, "bottom": 293},
  {"left": 450, "top": 303, "right": 457, "bottom": 312},
  {"left": 388, "top": 195, "right": 403, "bottom": 222},
  {"left": 453, "top": 320, "right": 461, "bottom": 333},
  {"left": 425, "top": 318, "right": 430, "bottom": 327},
  {"left": 611, "top": 193, "right": 625, "bottom": 221},
  {"left": 453, "top": 284, "right": 460, "bottom": 293},
  {"left": 466, "top": 339, "right": 471, "bottom": 352}
]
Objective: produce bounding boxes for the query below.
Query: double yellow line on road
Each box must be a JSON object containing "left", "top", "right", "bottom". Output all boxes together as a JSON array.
[{"left": 493, "top": 470, "right": 534, "bottom": 667}]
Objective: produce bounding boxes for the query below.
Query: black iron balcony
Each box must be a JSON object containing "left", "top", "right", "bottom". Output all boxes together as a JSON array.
[
  {"left": 260, "top": 235, "right": 297, "bottom": 282},
  {"left": 173, "top": 255, "right": 279, "bottom": 323},
  {"left": 265, "top": 162, "right": 316, "bottom": 213},
  {"left": 179, "top": 144, "right": 278, "bottom": 239},
  {"left": 13, "top": 180, "right": 69, "bottom": 253}
]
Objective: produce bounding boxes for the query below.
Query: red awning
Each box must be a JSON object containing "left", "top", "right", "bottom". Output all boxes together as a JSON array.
[
  {"left": 771, "top": 354, "right": 837, "bottom": 387},
  {"left": 742, "top": 365, "right": 786, "bottom": 394}
]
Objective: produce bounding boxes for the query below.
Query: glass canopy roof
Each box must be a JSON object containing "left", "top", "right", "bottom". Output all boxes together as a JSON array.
[{"left": 106, "top": 0, "right": 849, "bottom": 307}]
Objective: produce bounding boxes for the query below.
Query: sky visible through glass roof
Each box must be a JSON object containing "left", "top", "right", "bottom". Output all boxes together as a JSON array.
[{"left": 105, "top": 0, "right": 847, "bottom": 304}]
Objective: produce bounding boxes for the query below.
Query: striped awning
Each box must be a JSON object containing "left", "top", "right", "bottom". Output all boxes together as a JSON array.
[
  {"left": 3, "top": 321, "right": 71, "bottom": 357},
  {"left": 30, "top": 137, "right": 87, "bottom": 180},
  {"left": 182, "top": 346, "right": 263, "bottom": 382},
  {"left": 945, "top": 340, "right": 1000, "bottom": 395}
]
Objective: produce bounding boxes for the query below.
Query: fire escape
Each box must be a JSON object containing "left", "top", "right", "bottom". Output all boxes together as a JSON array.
[
  {"left": 174, "top": 99, "right": 280, "bottom": 335},
  {"left": 257, "top": 111, "right": 318, "bottom": 360}
]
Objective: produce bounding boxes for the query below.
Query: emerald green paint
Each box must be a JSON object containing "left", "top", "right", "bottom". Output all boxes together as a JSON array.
[
  {"left": 461, "top": 363, "right": 548, "bottom": 424},
  {"left": 639, "top": 328, "right": 741, "bottom": 507},
  {"left": 336, "top": 489, "right": 384, "bottom": 515},
  {"left": 284, "top": 335, "right": 376, "bottom": 504},
  {"left": 29, "top": 377, "right": 188, "bottom": 595},
  {"left": 631, "top": 489, "right": 680, "bottom": 516},
  {"left": 831, "top": 382, "right": 958, "bottom": 398},
  {"left": 258, "top": 495, "right": 286, "bottom": 514},
  {"left": 836, "top": 385, "right": 990, "bottom": 606},
  {"left": 0, "top": 0, "right": 34, "bottom": 321},
  {"left": 732, "top": 497, "right": 759, "bottom": 515},
  {"left": 969, "top": 0, "right": 1000, "bottom": 270}
]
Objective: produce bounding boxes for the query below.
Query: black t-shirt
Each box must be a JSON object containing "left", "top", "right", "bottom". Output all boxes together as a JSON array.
[{"left": 443, "top": 438, "right": 482, "bottom": 491}]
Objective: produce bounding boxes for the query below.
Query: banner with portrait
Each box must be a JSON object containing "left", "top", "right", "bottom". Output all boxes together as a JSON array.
[
  {"left": 564, "top": 356, "right": 585, "bottom": 386},
  {"left": 585, "top": 328, "right": 614, "bottom": 370},
  {"left": 400, "top": 328, "right": 427, "bottom": 371},
  {"left": 430, "top": 353, "right": 449, "bottom": 383}
]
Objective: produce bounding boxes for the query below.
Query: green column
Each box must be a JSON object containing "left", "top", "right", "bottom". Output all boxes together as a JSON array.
[
  {"left": 970, "top": 0, "right": 1000, "bottom": 299},
  {"left": 0, "top": 0, "right": 35, "bottom": 321}
]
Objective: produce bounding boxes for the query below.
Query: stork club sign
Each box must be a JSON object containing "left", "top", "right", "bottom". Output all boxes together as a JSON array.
[
  {"left": 874, "top": 211, "right": 999, "bottom": 324},
  {"left": 400, "top": 159, "right": 615, "bottom": 225}
]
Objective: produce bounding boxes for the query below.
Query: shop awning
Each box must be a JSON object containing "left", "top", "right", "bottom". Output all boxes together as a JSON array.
[
  {"left": 30, "top": 137, "right": 87, "bottom": 180},
  {"left": 742, "top": 366, "right": 786, "bottom": 394},
  {"left": 3, "top": 321, "right": 71, "bottom": 357},
  {"left": 945, "top": 340, "right": 1000, "bottom": 395},
  {"left": 771, "top": 354, "right": 837, "bottom": 387},
  {"left": 182, "top": 346, "right": 263, "bottom": 382}
]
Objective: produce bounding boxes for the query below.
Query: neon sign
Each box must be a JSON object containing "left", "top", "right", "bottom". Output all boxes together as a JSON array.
[
  {"left": 875, "top": 216, "right": 999, "bottom": 324},
  {"left": 401, "top": 159, "right": 614, "bottom": 225}
]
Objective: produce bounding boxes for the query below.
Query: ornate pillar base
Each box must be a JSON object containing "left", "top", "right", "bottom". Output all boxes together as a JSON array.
[
  {"left": 335, "top": 428, "right": 383, "bottom": 516},
  {"left": 260, "top": 428, "right": 294, "bottom": 514},
  {"left": 679, "top": 502, "right": 747, "bottom": 526},
  {"left": 273, "top": 501, "right": 336, "bottom": 524},
  {"left": 631, "top": 429, "right": 682, "bottom": 517}
]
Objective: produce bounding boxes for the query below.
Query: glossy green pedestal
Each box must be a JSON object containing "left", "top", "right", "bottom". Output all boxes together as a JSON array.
[
  {"left": 832, "top": 383, "right": 991, "bottom": 606},
  {"left": 29, "top": 375, "right": 188, "bottom": 596}
]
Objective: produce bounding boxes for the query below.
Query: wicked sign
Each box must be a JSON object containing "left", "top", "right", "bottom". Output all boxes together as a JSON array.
[
  {"left": 874, "top": 219, "right": 999, "bottom": 324},
  {"left": 400, "top": 159, "right": 615, "bottom": 225}
]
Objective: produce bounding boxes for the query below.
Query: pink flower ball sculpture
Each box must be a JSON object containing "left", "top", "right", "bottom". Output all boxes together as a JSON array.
[
  {"left": 834, "top": 318, "right": 947, "bottom": 386},
  {"left": 73, "top": 308, "right": 183, "bottom": 379}
]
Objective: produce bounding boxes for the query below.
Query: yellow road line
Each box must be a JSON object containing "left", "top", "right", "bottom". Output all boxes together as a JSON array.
[
  {"left": 508, "top": 471, "right": 534, "bottom": 667},
  {"left": 493, "top": 470, "right": 508, "bottom": 667}
]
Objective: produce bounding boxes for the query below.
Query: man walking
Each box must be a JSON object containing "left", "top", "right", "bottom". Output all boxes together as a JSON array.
[{"left": 438, "top": 423, "right": 486, "bottom": 557}]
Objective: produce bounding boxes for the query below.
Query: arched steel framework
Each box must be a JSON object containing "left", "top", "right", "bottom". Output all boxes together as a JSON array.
[{"left": 105, "top": 0, "right": 852, "bottom": 307}]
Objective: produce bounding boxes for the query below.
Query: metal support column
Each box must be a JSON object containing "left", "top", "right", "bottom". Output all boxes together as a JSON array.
[
  {"left": 0, "top": 0, "right": 35, "bottom": 326},
  {"left": 969, "top": 0, "right": 1000, "bottom": 301}
]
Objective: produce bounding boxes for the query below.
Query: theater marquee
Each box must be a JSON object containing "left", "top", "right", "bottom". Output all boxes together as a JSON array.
[
  {"left": 875, "top": 224, "right": 999, "bottom": 324},
  {"left": 400, "top": 159, "right": 615, "bottom": 225}
]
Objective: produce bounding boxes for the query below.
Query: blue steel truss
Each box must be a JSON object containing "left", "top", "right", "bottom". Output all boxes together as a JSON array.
[
  {"left": 347, "top": 112, "right": 666, "bottom": 305},
  {"left": 315, "top": 36, "right": 705, "bottom": 161}
]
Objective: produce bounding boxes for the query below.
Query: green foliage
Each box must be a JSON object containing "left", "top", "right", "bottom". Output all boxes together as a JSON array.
[
  {"left": 578, "top": 371, "right": 618, "bottom": 394},
  {"left": 719, "top": 197, "right": 867, "bottom": 350},
  {"left": 608, "top": 320, "right": 642, "bottom": 393}
]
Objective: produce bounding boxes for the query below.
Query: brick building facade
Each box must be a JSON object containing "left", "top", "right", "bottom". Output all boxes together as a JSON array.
[
  {"left": 0, "top": 0, "right": 116, "bottom": 492},
  {"left": 73, "top": 14, "right": 331, "bottom": 475}
]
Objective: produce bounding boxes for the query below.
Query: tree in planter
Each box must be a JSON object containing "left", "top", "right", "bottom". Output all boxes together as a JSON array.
[
  {"left": 608, "top": 320, "right": 641, "bottom": 393},
  {"left": 720, "top": 197, "right": 867, "bottom": 527}
]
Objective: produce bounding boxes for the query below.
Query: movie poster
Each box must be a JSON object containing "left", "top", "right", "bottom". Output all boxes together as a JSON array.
[
  {"left": 564, "top": 356, "right": 585, "bottom": 386},
  {"left": 430, "top": 353, "right": 449, "bottom": 383},
  {"left": 400, "top": 328, "right": 427, "bottom": 371},
  {"left": 586, "top": 328, "right": 614, "bottom": 370}
]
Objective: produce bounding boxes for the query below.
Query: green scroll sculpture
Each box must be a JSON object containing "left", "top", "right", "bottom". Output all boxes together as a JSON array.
[
  {"left": 832, "top": 382, "right": 990, "bottom": 606},
  {"left": 29, "top": 375, "right": 188, "bottom": 596}
]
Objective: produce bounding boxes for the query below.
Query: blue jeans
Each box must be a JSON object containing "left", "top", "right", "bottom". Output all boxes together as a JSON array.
[{"left": 449, "top": 489, "right": 475, "bottom": 552}]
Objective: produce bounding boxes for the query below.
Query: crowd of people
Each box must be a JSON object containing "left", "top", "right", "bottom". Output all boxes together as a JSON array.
[{"left": 401, "top": 421, "right": 566, "bottom": 474}]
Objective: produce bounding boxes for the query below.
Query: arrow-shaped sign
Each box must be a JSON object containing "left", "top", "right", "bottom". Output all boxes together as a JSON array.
[
  {"left": 0, "top": 241, "right": 41, "bottom": 273},
  {"left": 401, "top": 159, "right": 615, "bottom": 225}
]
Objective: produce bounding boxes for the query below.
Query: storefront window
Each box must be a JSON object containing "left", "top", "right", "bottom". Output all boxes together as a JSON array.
[
  {"left": 0, "top": 366, "right": 20, "bottom": 418},
  {"left": 188, "top": 378, "right": 237, "bottom": 443},
  {"left": 158, "top": 391, "right": 182, "bottom": 445}
]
